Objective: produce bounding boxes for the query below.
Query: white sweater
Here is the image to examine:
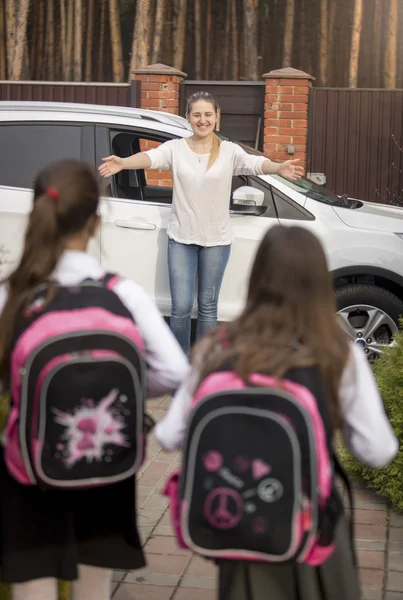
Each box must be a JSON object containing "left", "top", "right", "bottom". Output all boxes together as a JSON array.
[
  {"left": 0, "top": 250, "right": 189, "bottom": 399},
  {"left": 145, "top": 138, "right": 266, "bottom": 246},
  {"left": 156, "top": 343, "right": 398, "bottom": 469}
]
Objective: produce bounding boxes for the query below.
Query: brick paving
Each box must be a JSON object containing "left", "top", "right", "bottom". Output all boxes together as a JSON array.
[{"left": 111, "top": 396, "right": 403, "bottom": 600}]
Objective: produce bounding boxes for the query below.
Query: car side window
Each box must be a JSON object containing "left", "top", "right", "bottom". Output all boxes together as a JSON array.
[
  {"left": 271, "top": 188, "right": 315, "bottom": 221},
  {"left": 247, "top": 177, "right": 277, "bottom": 218},
  {"left": 109, "top": 130, "right": 173, "bottom": 204},
  {"left": 0, "top": 124, "right": 81, "bottom": 189}
]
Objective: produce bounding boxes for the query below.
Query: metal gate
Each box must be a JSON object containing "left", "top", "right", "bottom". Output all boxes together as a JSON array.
[
  {"left": 0, "top": 80, "right": 141, "bottom": 108},
  {"left": 307, "top": 88, "right": 403, "bottom": 205},
  {"left": 180, "top": 81, "right": 265, "bottom": 150}
]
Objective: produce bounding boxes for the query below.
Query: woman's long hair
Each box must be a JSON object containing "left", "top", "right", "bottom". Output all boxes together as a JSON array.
[
  {"left": 194, "top": 226, "right": 350, "bottom": 428},
  {"left": 186, "top": 91, "right": 222, "bottom": 170},
  {"left": 0, "top": 159, "right": 100, "bottom": 381}
]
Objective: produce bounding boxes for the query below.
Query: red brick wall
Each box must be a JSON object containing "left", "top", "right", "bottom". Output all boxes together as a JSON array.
[
  {"left": 133, "top": 67, "right": 184, "bottom": 187},
  {"left": 139, "top": 139, "right": 173, "bottom": 187},
  {"left": 137, "top": 76, "right": 181, "bottom": 114},
  {"left": 262, "top": 69, "right": 313, "bottom": 174}
]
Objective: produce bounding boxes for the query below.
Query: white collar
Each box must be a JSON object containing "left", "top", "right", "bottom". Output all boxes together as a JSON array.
[{"left": 52, "top": 250, "right": 103, "bottom": 283}]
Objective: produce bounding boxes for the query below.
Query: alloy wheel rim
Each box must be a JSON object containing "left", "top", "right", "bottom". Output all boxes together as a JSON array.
[{"left": 337, "top": 304, "right": 398, "bottom": 357}]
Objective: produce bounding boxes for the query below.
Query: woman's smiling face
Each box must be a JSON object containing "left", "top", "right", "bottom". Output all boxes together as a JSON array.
[{"left": 187, "top": 100, "right": 217, "bottom": 139}]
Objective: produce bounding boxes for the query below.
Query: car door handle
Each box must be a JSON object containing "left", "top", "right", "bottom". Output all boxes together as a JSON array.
[{"left": 114, "top": 219, "right": 156, "bottom": 231}]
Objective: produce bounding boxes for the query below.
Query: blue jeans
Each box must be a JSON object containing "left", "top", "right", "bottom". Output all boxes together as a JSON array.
[{"left": 168, "top": 238, "right": 231, "bottom": 355}]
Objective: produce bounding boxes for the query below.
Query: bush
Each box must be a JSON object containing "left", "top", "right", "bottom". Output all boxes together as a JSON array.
[
  {"left": 0, "top": 580, "right": 70, "bottom": 600},
  {"left": 339, "top": 330, "right": 403, "bottom": 512}
]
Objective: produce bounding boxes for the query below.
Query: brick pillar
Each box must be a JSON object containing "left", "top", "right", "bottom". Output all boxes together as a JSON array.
[
  {"left": 132, "top": 63, "right": 187, "bottom": 187},
  {"left": 262, "top": 67, "right": 315, "bottom": 173},
  {"left": 132, "top": 62, "right": 186, "bottom": 115}
]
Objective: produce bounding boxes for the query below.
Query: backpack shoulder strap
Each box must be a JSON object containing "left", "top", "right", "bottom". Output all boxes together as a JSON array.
[
  {"left": 287, "top": 366, "right": 357, "bottom": 565},
  {"left": 98, "top": 273, "right": 121, "bottom": 291}
]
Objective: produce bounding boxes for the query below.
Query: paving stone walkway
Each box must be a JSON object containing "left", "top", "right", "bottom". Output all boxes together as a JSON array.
[{"left": 111, "top": 396, "right": 403, "bottom": 600}]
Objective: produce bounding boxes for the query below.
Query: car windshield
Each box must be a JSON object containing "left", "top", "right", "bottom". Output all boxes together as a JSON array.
[{"left": 216, "top": 133, "right": 347, "bottom": 207}]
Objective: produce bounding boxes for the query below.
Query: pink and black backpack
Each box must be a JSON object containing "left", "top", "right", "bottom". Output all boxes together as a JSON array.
[
  {"left": 164, "top": 365, "right": 354, "bottom": 566},
  {"left": 4, "top": 274, "right": 148, "bottom": 490}
]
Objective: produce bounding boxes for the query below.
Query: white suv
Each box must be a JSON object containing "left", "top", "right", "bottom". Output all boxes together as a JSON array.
[{"left": 2, "top": 101, "right": 403, "bottom": 358}]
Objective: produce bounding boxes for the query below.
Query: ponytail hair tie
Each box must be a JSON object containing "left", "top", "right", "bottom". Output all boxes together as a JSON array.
[{"left": 46, "top": 187, "right": 58, "bottom": 201}]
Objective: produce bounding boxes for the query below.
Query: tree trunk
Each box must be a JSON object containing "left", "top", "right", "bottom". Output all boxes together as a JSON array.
[
  {"left": 109, "top": 0, "right": 124, "bottom": 82},
  {"left": 373, "top": 0, "right": 382, "bottom": 87},
  {"left": 243, "top": 0, "right": 259, "bottom": 80},
  {"left": 11, "top": 0, "right": 29, "bottom": 80},
  {"left": 35, "top": 0, "right": 45, "bottom": 79},
  {"left": 59, "top": 0, "right": 67, "bottom": 77},
  {"left": 130, "top": 0, "right": 151, "bottom": 73},
  {"left": 46, "top": 0, "right": 55, "bottom": 79},
  {"left": 398, "top": 0, "right": 403, "bottom": 87},
  {"left": 283, "top": 0, "right": 295, "bottom": 67},
  {"left": 194, "top": 0, "right": 202, "bottom": 78},
  {"left": 97, "top": 0, "right": 106, "bottom": 80},
  {"left": 384, "top": 0, "right": 398, "bottom": 88},
  {"left": 232, "top": 0, "right": 239, "bottom": 80},
  {"left": 173, "top": 0, "right": 187, "bottom": 71},
  {"left": 84, "top": 0, "right": 94, "bottom": 81},
  {"left": 66, "top": 0, "right": 74, "bottom": 79},
  {"left": 318, "top": 0, "right": 328, "bottom": 85},
  {"left": 22, "top": 39, "right": 30, "bottom": 78},
  {"left": 212, "top": 1, "right": 224, "bottom": 79},
  {"left": 348, "top": 0, "right": 363, "bottom": 87},
  {"left": 5, "top": 0, "right": 16, "bottom": 78},
  {"left": 0, "top": 0, "right": 6, "bottom": 79},
  {"left": 301, "top": 0, "right": 314, "bottom": 76},
  {"left": 205, "top": 0, "right": 211, "bottom": 78},
  {"left": 152, "top": 0, "right": 165, "bottom": 63},
  {"left": 326, "top": 0, "right": 336, "bottom": 86},
  {"left": 55, "top": 16, "right": 62, "bottom": 80},
  {"left": 30, "top": 0, "right": 37, "bottom": 74},
  {"left": 299, "top": 0, "right": 313, "bottom": 73},
  {"left": 223, "top": 0, "right": 231, "bottom": 79},
  {"left": 73, "top": 0, "right": 82, "bottom": 81}
]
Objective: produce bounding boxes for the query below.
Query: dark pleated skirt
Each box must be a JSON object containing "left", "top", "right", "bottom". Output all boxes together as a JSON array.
[
  {"left": 0, "top": 448, "right": 145, "bottom": 584},
  {"left": 218, "top": 515, "right": 360, "bottom": 600}
]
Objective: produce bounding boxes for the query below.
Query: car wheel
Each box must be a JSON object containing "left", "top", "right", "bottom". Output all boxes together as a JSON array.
[{"left": 335, "top": 284, "right": 403, "bottom": 358}]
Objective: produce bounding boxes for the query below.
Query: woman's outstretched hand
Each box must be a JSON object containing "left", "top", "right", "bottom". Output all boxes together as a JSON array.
[
  {"left": 278, "top": 159, "right": 304, "bottom": 181},
  {"left": 98, "top": 156, "right": 124, "bottom": 178}
]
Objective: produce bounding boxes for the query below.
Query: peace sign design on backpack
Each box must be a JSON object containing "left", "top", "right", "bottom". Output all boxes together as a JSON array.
[{"left": 164, "top": 368, "right": 352, "bottom": 566}]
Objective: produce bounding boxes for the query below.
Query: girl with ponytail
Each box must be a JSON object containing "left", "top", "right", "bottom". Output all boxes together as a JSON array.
[
  {"left": 99, "top": 92, "right": 303, "bottom": 355},
  {"left": 0, "top": 160, "right": 187, "bottom": 600}
]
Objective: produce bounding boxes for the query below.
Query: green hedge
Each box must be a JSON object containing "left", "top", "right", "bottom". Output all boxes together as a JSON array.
[
  {"left": 339, "top": 330, "right": 403, "bottom": 512},
  {"left": 0, "top": 579, "right": 70, "bottom": 599}
]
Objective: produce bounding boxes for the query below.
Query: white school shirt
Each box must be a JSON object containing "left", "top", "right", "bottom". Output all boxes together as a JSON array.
[
  {"left": 145, "top": 138, "right": 266, "bottom": 247},
  {"left": 155, "top": 343, "right": 399, "bottom": 469},
  {"left": 0, "top": 250, "right": 189, "bottom": 398}
]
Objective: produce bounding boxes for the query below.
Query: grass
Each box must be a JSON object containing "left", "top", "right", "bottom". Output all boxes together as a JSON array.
[
  {"left": 0, "top": 581, "right": 70, "bottom": 599},
  {"left": 0, "top": 396, "right": 70, "bottom": 598}
]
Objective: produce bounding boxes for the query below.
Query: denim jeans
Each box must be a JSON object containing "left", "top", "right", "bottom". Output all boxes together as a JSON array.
[{"left": 167, "top": 238, "right": 231, "bottom": 355}]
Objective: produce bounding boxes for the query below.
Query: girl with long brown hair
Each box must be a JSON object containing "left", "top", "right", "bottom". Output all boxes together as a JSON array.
[
  {"left": 0, "top": 160, "right": 188, "bottom": 600},
  {"left": 99, "top": 92, "right": 303, "bottom": 356},
  {"left": 156, "top": 225, "right": 398, "bottom": 600}
]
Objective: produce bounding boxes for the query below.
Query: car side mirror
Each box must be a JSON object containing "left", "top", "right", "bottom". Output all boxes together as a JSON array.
[{"left": 230, "top": 186, "right": 265, "bottom": 215}]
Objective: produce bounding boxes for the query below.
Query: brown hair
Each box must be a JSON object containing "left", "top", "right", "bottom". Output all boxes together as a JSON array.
[
  {"left": 186, "top": 91, "right": 221, "bottom": 171},
  {"left": 194, "top": 226, "right": 350, "bottom": 428},
  {"left": 0, "top": 159, "right": 100, "bottom": 380}
]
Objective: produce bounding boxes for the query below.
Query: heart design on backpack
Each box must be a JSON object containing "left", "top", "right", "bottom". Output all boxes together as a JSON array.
[{"left": 252, "top": 459, "right": 271, "bottom": 480}]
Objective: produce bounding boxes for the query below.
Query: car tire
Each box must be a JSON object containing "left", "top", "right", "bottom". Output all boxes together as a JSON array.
[{"left": 335, "top": 284, "right": 403, "bottom": 326}]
